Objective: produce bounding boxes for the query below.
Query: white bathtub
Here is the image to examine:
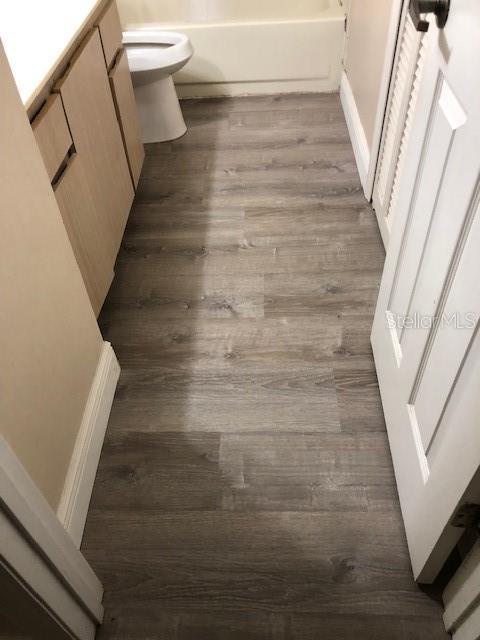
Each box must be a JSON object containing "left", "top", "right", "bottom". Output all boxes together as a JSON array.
[{"left": 117, "top": 0, "right": 346, "bottom": 97}]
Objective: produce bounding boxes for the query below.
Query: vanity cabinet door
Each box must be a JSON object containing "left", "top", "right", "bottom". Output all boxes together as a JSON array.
[
  {"left": 109, "top": 48, "right": 145, "bottom": 188},
  {"left": 96, "top": 0, "right": 123, "bottom": 69},
  {"left": 54, "top": 153, "right": 114, "bottom": 315},
  {"left": 55, "top": 27, "right": 134, "bottom": 259}
]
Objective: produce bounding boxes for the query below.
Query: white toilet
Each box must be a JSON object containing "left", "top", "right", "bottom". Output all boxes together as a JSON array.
[{"left": 123, "top": 30, "right": 193, "bottom": 143}]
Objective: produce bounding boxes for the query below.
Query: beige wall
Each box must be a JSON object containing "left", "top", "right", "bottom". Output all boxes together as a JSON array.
[
  {"left": 0, "top": 41, "right": 104, "bottom": 510},
  {"left": 117, "top": 0, "right": 333, "bottom": 25},
  {"left": 345, "top": 0, "right": 398, "bottom": 148}
]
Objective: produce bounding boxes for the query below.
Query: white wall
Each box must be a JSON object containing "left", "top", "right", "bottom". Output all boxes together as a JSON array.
[{"left": 117, "top": 0, "right": 332, "bottom": 25}]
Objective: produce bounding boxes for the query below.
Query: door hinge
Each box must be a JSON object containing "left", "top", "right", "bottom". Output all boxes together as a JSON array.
[
  {"left": 451, "top": 503, "right": 480, "bottom": 529},
  {"left": 344, "top": 15, "right": 348, "bottom": 33}
]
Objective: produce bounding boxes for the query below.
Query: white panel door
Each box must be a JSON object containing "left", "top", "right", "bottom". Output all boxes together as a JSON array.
[{"left": 371, "top": 1, "right": 480, "bottom": 583}]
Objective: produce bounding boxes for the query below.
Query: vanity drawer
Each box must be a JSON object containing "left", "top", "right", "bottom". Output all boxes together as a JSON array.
[
  {"left": 96, "top": 0, "right": 123, "bottom": 69},
  {"left": 31, "top": 94, "right": 72, "bottom": 182}
]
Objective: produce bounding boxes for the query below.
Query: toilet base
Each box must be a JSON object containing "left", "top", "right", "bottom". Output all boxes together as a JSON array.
[{"left": 133, "top": 75, "right": 187, "bottom": 143}]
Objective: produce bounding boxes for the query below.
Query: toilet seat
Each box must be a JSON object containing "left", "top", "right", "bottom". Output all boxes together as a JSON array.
[{"left": 123, "top": 30, "right": 193, "bottom": 74}]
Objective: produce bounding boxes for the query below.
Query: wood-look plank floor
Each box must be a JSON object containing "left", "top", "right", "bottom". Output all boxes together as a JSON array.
[{"left": 82, "top": 94, "right": 448, "bottom": 639}]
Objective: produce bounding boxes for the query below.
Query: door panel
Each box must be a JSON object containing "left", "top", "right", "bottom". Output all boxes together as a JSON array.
[
  {"left": 414, "top": 197, "right": 480, "bottom": 453},
  {"left": 371, "top": 2, "right": 480, "bottom": 581},
  {"left": 388, "top": 76, "right": 457, "bottom": 346}
]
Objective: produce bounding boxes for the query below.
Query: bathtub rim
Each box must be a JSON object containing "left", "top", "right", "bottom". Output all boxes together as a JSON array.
[
  {"left": 122, "top": 0, "right": 346, "bottom": 31},
  {"left": 121, "top": 0, "right": 345, "bottom": 32}
]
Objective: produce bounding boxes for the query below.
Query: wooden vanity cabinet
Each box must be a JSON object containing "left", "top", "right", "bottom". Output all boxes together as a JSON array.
[{"left": 29, "top": 1, "right": 144, "bottom": 317}]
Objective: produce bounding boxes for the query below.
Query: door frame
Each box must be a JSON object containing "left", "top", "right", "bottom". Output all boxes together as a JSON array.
[
  {"left": 341, "top": 0, "right": 404, "bottom": 200},
  {"left": 443, "top": 541, "right": 480, "bottom": 640},
  {"left": 0, "top": 436, "right": 103, "bottom": 640}
]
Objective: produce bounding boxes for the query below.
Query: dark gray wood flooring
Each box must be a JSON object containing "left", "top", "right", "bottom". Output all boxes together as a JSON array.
[{"left": 82, "top": 94, "right": 448, "bottom": 639}]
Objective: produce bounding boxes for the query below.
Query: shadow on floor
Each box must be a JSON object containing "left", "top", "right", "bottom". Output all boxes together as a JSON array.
[{"left": 82, "top": 94, "right": 449, "bottom": 640}]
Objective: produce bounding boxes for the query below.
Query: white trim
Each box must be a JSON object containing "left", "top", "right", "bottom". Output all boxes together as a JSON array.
[
  {"left": 443, "top": 541, "right": 480, "bottom": 639},
  {"left": 1, "top": 515, "right": 96, "bottom": 640},
  {"left": 57, "top": 341, "right": 120, "bottom": 548},
  {"left": 448, "top": 604, "right": 480, "bottom": 640},
  {"left": 340, "top": 71, "right": 370, "bottom": 194},
  {"left": 0, "top": 435, "right": 104, "bottom": 638}
]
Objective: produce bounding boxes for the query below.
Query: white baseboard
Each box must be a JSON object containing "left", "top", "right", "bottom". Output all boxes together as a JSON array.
[
  {"left": 340, "top": 72, "right": 371, "bottom": 196},
  {"left": 176, "top": 78, "right": 341, "bottom": 99},
  {"left": 57, "top": 342, "right": 120, "bottom": 547}
]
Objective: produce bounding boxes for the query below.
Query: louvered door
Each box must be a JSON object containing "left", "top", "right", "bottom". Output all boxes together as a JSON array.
[{"left": 372, "top": 7, "right": 424, "bottom": 247}]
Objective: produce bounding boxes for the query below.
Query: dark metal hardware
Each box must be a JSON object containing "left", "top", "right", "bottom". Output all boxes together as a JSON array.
[
  {"left": 409, "top": 0, "right": 450, "bottom": 32},
  {"left": 451, "top": 503, "right": 480, "bottom": 529}
]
